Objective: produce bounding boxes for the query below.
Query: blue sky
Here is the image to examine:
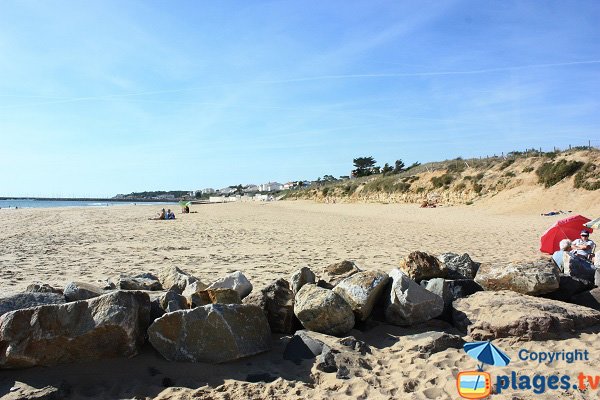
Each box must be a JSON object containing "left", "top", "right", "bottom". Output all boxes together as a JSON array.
[{"left": 1, "top": 0, "right": 599, "bottom": 197}]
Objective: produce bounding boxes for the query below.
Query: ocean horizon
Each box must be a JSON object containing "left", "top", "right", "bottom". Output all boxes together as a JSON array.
[{"left": 0, "top": 199, "right": 177, "bottom": 209}]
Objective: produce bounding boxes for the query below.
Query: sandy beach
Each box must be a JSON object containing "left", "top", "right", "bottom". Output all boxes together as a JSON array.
[
  {"left": 0, "top": 200, "right": 571, "bottom": 297},
  {"left": 2, "top": 200, "right": 600, "bottom": 399}
]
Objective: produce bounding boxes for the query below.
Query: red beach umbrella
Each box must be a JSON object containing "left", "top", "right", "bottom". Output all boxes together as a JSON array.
[{"left": 540, "top": 215, "right": 593, "bottom": 254}]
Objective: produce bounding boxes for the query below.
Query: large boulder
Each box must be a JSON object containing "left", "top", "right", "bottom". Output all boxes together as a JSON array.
[
  {"left": 571, "top": 288, "right": 600, "bottom": 311},
  {"left": 147, "top": 304, "right": 271, "bottom": 363},
  {"left": 320, "top": 260, "right": 361, "bottom": 288},
  {"left": 207, "top": 271, "right": 253, "bottom": 299},
  {"left": 294, "top": 284, "right": 355, "bottom": 336},
  {"left": 0, "top": 293, "right": 65, "bottom": 317},
  {"left": 63, "top": 282, "right": 106, "bottom": 302},
  {"left": 399, "top": 251, "right": 447, "bottom": 282},
  {"left": 0, "top": 291, "right": 151, "bottom": 368},
  {"left": 438, "top": 253, "right": 480, "bottom": 279},
  {"left": 290, "top": 267, "right": 316, "bottom": 294},
  {"left": 453, "top": 290, "right": 600, "bottom": 340},
  {"left": 474, "top": 260, "right": 560, "bottom": 295},
  {"left": 118, "top": 273, "right": 163, "bottom": 291},
  {"left": 333, "top": 271, "right": 389, "bottom": 321},
  {"left": 243, "top": 279, "right": 295, "bottom": 333},
  {"left": 158, "top": 266, "right": 199, "bottom": 294},
  {"left": 384, "top": 269, "right": 444, "bottom": 326}
]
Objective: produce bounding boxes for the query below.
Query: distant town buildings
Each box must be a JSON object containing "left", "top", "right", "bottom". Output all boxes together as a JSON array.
[{"left": 116, "top": 179, "right": 312, "bottom": 201}]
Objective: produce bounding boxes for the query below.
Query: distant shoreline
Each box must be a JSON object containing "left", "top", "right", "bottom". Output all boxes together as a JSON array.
[{"left": 0, "top": 197, "right": 180, "bottom": 203}]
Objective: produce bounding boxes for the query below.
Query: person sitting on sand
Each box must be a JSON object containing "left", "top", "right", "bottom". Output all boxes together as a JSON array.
[
  {"left": 148, "top": 208, "right": 166, "bottom": 220},
  {"left": 552, "top": 239, "right": 571, "bottom": 271},
  {"left": 166, "top": 209, "right": 175, "bottom": 220},
  {"left": 572, "top": 230, "right": 595, "bottom": 260}
]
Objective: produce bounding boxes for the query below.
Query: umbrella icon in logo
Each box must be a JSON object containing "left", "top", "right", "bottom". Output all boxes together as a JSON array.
[
  {"left": 464, "top": 341, "right": 511, "bottom": 371},
  {"left": 457, "top": 341, "right": 510, "bottom": 398}
]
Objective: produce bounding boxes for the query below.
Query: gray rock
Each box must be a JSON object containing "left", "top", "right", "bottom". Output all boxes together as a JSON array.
[
  {"left": 437, "top": 252, "right": 460, "bottom": 265},
  {"left": 474, "top": 260, "right": 560, "bottom": 295},
  {"left": 384, "top": 269, "right": 444, "bottom": 326},
  {"left": 158, "top": 266, "right": 198, "bottom": 294},
  {"left": 118, "top": 273, "right": 163, "bottom": 291},
  {"left": 321, "top": 260, "right": 361, "bottom": 287},
  {"left": 438, "top": 252, "right": 480, "bottom": 279},
  {"left": 333, "top": 271, "right": 389, "bottom": 321},
  {"left": 294, "top": 284, "right": 355, "bottom": 336},
  {"left": 453, "top": 290, "right": 600, "bottom": 340},
  {"left": 422, "top": 278, "right": 453, "bottom": 320},
  {"left": 207, "top": 271, "right": 253, "bottom": 299},
  {"left": 422, "top": 278, "right": 452, "bottom": 308},
  {"left": 0, "top": 293, "right": 65, "bottom": 317},
  {"left": 63, "top": 282, "right": 106, "bottom": 302},
  {"left": 290, "top": 266, "right": 316, "bottom": 294},
  {"left": 338, "top": 336, "right": 370, "bottom": 355},
  {"left": 0, "top": 291, "right": 151, "bottom": 368},
  {"left": 148, "top": 303, "right": 271, "bottom": 363},
  {"left": 399, "top": 251, "right": 447, "bottom": 282},
  {"left": 283, "top": 330, "right": 325, "bottom": 363},
  {"left": 24, "top": 283, "right": 62, "bottom": 294},
  {"left": 316, "top": 345, "right": 337, "bottom": 373},
  {"left": 336, "top": 365, "right": 350, "bottom": 380},
  {"left": 243, "top": 279, "right": 295, "bottom": 333}
]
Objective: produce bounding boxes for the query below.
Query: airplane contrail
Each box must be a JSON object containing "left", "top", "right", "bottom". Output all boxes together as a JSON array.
[
  {"left": 0, "top": 60, "right": 598, "bottom": 109},
  {"left": 256, "top": 60, "right": 600, "bottom": 84}
]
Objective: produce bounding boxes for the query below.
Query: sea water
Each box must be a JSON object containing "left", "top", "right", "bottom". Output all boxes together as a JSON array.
[{"left": 0, "top": 199, "right": 176, "bottom": 209}]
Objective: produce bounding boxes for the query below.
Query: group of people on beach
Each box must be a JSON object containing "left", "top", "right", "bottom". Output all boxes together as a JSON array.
[
  {"left": 552, "top": 230, "right": 598, "bottom": 280},
  {"left": 149, "top": 208, "right": 175, "bottom": 220}
]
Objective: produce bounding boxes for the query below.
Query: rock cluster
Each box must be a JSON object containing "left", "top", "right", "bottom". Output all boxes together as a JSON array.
[{"left": 3, "top": 249, "right": 600, "bottom": 372}]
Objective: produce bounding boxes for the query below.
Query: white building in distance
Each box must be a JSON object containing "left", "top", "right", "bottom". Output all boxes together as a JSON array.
[{"left": 258, "top": 182, "right": 284, "bottom": 192}]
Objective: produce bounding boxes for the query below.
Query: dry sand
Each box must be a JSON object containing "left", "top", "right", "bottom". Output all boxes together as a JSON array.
[{"left": 1, "top": 200, "right": 600, "bottom": 399}]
